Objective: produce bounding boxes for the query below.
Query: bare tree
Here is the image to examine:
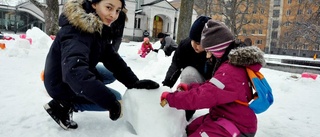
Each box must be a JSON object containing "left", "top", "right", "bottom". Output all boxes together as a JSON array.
[
  {"left": 176, "top": 0, "right": 194, "bottom": 44},
  {"left": 194, "top": 0, "right": 269, "bottom": 38},
  {"left": 30, "top": 0, "right": 59, "bottom": 35},
  {"left": 280, "top": 1, "right": 320, "bottom": 50}
]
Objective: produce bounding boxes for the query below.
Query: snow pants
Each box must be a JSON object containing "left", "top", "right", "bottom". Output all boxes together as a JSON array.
[
  {"left": 72, "top": 63, "right": 122, "bottom": 112},
  {"left": 187, "top": 115, "right": 234, "bottom": 137}
]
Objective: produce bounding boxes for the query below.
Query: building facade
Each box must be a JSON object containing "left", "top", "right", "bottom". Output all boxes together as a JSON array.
[{"left": 0, "top": 0, "right": 198, "bottom": 42}]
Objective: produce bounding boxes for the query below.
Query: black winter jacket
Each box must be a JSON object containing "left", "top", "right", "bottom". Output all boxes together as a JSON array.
[
  {"left": 43, "top": 0, "right": 138, "bottom": 111},
  {"left": 162, "top": 37, "right": 215, "bottom": 88}
]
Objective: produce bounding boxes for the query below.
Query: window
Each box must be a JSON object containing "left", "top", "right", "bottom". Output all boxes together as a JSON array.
[
  {"left": 288, "top": 0, "right": 292, "bottom": 4},
  {"left": 304, "top": 45, "right": 308, "bottom": 49},
  {"left": 272, "top": 31, "right": 278, "bottom": 39},
  {"left": 259, "top": 29, "right": 263, "bottom": 34},
  {"left": 271, "top": 42, "right": 277, "bottom": 47},
  {"left": 256, "top": 40, "right": 263, "bottom": 44},
  {"left": 260, "top": 19, "right": 264, "bottom": 24},
  {"left": 134, "top": 18, "right": 141, "bottom": 29},
  {"left": 285, "top": 32, "right": 289, "bottom": 36},
  {"left": 260, "top": 8, "right": 265, "bottom": 14},
  {"left": 273, "top": 10, "right": 280, "bottom": 17},
  {"left": 285, "top": 22, "right": 290, "bottom": 26},
  {"left": 315, "top": 45, "right": 320, "bottom": 51},
  {"left": 251, "top": 30, "right": 255, "bottom": 34},
  {"left": 287, "top": 10, "right": 291, "bottom": 16},
  {"left": 297, "top": 9, "right": 302, "bottom": 15},
  {"left": 274, "top": 0, "right": 280, "bottom": 7},
  {"left": 252, "top": 19, "right": 256, "bottom": 24},
  {"left": 272, "top": 20, "right": 279, "bottom": 28},
  {"left": 243, "top": 29, "right": 247, "bottom": 35},
  {"left": 307, "top": 9, "right": 312, "bottom": 14},
  {"left": 298, "top": 0, "right": 302, "bottom": 4},
  {"left": 253, "top": 10, "right": 257, "bottom": 14}
]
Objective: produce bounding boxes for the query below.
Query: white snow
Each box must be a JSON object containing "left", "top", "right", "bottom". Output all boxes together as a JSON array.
[{"left": 0, "top": 27, "right": 319, "bottom": 137}]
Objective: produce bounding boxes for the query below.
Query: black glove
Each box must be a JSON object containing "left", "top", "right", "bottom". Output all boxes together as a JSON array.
[
  {"left": 130, "top": 79, "right": 159, "bottom": 89},
  {"left": 152, "top": 49, "right": 159, "bottom": 53},
  {"left": 109, "top": 101, "right": 122, "bottom": 121}
]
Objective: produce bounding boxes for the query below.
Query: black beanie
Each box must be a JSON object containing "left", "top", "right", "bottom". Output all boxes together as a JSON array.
[
  {"left": 157, "top": 33, "right": 165, "bottom": 38},
  {"left": 88, "top": 0, "right": 125, "bottom": 9},
  {"left": 189, "top": 16, "right": 211, "bottom": 42}
]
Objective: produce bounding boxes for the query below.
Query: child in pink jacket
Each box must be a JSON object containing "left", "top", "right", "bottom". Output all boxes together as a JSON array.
[
  {"left": 139, "top": 37, "right": 153, "bottom": 58},
  {"left": 161, "top": 20, "right": 266, "bottom": 137}
]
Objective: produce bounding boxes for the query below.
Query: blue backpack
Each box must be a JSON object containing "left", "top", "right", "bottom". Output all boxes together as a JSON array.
[{"left": 235, "top": 68, "right": 274, "bottom": 114}]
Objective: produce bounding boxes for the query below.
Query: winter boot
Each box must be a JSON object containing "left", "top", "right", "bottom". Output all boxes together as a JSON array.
[{"left": 44, "top": 100, "right": 78, "bottom": 130}]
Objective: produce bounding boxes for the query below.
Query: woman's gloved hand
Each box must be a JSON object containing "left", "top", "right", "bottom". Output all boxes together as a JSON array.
[{"left": 130, "top": 79, "right": 159, "bottom": 89}]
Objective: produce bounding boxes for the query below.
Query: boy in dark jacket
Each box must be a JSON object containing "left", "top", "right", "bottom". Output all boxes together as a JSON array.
[
  {"left": 43, "top": 0, "right": 159, "bottom": 130},
  {"left": 162, "top": 16, "right": 214, "bottom": 121}
]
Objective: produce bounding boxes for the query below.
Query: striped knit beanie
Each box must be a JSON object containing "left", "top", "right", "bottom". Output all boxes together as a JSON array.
[{"left": 201, "top": 20, "right": 234, "bottom": 58}]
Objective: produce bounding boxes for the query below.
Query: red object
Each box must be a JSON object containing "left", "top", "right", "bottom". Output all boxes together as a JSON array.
[
  {"left": 20, "top": 34, "right": 26, "bottom": 39},
  {"left": 26, "top": 38, "right": 32, "bottom": 45},
  {"left": 3, "top": 36, "right": 13, "bottom": 40},
  {"left": 301, "top": 72, "right": 318, "bottom": 80},
  {"left": 50, "top": 35, "right": 56, "bottom": 40},
  {"left": 160, "top": 92, "right": 170, "bottom": 101},
  {"left": 177, "top": 83, "right": 188, "bottom": 91}
]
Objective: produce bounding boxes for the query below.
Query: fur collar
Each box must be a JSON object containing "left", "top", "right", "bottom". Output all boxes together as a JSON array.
[
  {"left": 228, "top": 46, "right": 266, "bottom": 66},
  {"left": 63, "top": 0, "right": 103, "bottom": 34}
]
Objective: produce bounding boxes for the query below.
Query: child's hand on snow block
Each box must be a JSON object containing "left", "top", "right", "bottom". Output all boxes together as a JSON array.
[
  {"left": 109, "top": 100, "right": 123, "bottom": 121},
  {"left": 177, "top": 83, "right": 188, "bottom": 91},
  {"left": 130, "top": 79, "right": 159, "bottom": 89},
  {"left": 160, "top": 92, "right": 170, "bottom": 107}
]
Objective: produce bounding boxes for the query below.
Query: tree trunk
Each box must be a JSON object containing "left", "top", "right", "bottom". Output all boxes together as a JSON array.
[
  {"left": 176, "top": 0, "right": 194, "bottom": 45},
  {"left": 30, "top": 0, "right": 59, "bottom": 35}
]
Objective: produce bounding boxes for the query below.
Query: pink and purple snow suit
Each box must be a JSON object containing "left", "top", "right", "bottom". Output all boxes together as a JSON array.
[{"left": 165, "top": 46, "right": 266, "bottom": 137}]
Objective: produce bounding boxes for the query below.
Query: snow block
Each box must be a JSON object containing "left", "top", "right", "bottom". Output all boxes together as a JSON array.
[
  {"left": 123, "top": 86, "right": 188, "bottom": 137},
  {"left": 301, "top": 72, "right": 318, "bottom": 80}
]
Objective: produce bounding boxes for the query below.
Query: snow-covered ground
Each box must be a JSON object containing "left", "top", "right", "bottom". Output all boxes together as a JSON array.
[{"left": 0, "top": 28, "right": 319, "bottom": 137}]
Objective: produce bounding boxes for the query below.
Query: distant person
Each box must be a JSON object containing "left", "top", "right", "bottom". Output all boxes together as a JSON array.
[
  {"left": 161, "top": 19, "right": 264, "bottom": 136},
  {"left": 0, "top": 31, "right": 3, "bottom": 39},
  {"left": 162, "top": 16, "right": 214, "bottom": 121},
  {"left": 156, "top": 32, "right": 178, "bottom": 56},
  {"left": 139, "top": 37, "right": 154, "bottom": 58},
  {"left": 42, "top": 0, "right": 159, "bottom": 130},
  {"left": 143, "top": 30, "right": 150, "bottom": 38}
]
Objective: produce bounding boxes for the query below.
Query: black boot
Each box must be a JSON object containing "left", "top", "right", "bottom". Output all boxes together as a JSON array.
[
  {"left": 44, "top": 100, "right": 78, "bottom": 130},
  {"left": 185, "top": 110, "right": 196, "bottom": 121}
]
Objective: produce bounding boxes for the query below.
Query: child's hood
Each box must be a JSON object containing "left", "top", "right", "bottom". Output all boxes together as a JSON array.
[
  {"left": 61, "top": 0, "right": 103, "bottom": 34},
  {"left": 228, "top": 46, "right": 266, "bottom": 67}
]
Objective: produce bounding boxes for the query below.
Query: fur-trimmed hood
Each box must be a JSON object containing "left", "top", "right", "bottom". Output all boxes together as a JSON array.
[
  {"left": 60, "top": 0, "right": 103, "bottom": 34},
  {"left": 228, "top": 46, "right": 266, "bottom": 67}
]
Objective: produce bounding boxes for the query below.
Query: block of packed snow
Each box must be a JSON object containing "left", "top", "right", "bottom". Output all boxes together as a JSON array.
[{"left": 123, "top": 86, "right": 187, "bottom": 137}]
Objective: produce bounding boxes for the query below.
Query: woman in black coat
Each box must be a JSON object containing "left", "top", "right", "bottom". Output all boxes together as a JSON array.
[{"left": 43, "top": 0, "right": 159, "bottom": 130}]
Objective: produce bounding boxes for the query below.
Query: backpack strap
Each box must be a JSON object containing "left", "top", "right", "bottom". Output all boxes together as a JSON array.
[
  {"left": 234, "top": 68, "right": 258, "bottom": 106},
  {"left": 235, "top": 67, "right": 274, "bottom": 114}
]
